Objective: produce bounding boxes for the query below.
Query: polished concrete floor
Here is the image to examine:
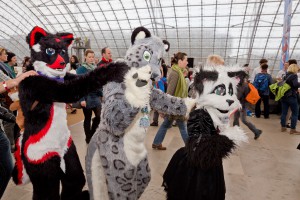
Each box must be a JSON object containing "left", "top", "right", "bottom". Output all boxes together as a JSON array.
[{"left": 2, "top": 112, "right": 300, "bottom": 200}]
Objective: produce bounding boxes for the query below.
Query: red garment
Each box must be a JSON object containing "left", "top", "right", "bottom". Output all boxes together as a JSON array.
[{"left": 97, "top": 57, "right": 112, "bottom": 68}]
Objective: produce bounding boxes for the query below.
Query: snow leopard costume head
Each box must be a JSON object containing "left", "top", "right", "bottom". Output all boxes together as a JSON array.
[{"left": 124, "top": 27, "right": 170, "bottom": 82}]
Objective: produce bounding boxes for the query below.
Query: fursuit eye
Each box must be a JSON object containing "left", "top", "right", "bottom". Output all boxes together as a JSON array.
[
  {"left": 60, "top": 50, "right": 66, "bottom": 56},
  {"left": 213, "top": 85, "right": 226, "bottom": 96},
  {"left": 46, "top": 48, "right": 55, "bottom": 56},
  {"left": 143, "top": 51, "right": 151, "bottom": 62}
]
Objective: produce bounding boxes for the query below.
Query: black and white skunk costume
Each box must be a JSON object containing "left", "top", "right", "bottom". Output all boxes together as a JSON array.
[
  {"left": 11, "top": 26, "right": 127, "bottom": 200},
  {"left": 163, "top": 66, "right": 248, "bottom": 200}
]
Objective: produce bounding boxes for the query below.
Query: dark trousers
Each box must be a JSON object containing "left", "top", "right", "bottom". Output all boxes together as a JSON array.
[
  {"left": 82, "top": 106, "right": 101, "bottom": 142},
  {"left": 152, "top": 110, "right": 159, "bottom": 124},
  {"left": 0, "top": 130, "right": 13, "bottom": 198},
  {"left": 255, "top": 94, "right": 269, "bottom": 118}
]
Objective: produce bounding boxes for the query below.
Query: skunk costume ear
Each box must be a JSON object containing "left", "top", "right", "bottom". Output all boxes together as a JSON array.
[
  {"left": 26, "top": 26, "right": 47, "bottom": 48},
  {"left": 131, "top": 26, "right": 151, "bottom": 44},
  {"left": 163, "top": 40, "right": 170, "bottom": 52},
  {"left": 56, "top": 32, "right": 74, "bottom": 47}
]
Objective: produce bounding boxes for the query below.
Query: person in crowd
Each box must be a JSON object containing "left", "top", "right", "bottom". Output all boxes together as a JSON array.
[
  {"left": 150, "top": 62, "right": 168, "bottom": 127},
  {"left": 70, "top": 55, "right": 80, "bottom": 70},
  {"left": 0, "top": 48, "right": 19, "bottom": 152},
  {"left": 76, "top": 49, "right": 102, "bottom": 143},
  {"left": 206, "top": 54, "right": 225, "bottom": 66},
  {"left": 97, "top": 47, "right": 112, "bottom": 68},
  {"left": 233, "top": 73, "right": 262, "bottom": 139},
  {"left": 276, "top": 62, "right": 289, "bottom": 81},
  {"left": 94, "top": 57, "right": 99, "bottom": 65},
  {"left": 4, "top": 52, "right": 17, "bottom": 78},
  {"left": 250, "top": 58, "right": 269, "bottom": 83},
  {"left": 152, "top": 52, "right": 189, "bottom": 150},
  {"left": 21, "top": 56, "right": 31, "bottom": 73},
  {"left": 280, "top": 64, "right": 300, "bottom": 134},
  {"left": 253, "top": 63, "right": 273, "bottom": 118},
  {"left": 0, "top": 70, "right": 37, "bottom": 198},
  {"left": 288, "top": 59, "right": 297, "bottom": 65}
]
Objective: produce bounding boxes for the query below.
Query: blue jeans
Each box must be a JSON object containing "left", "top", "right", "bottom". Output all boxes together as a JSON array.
[
  {"left": 281, "top": 96, "right": 299, "bottom": 129},
  {"left": 153, "top": 117, "right": 188, "bottom": 145},
  {"left": 0, "top": 130, "right": 13, "bottom": 198}
]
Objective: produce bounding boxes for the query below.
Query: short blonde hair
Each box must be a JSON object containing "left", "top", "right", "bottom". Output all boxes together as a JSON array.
[
  {"left": 206, "top": 54, "right": 224, "bottom": 66},
  {"left": 0, "top": 47, "right": 7, "bottom": 55},
  {"left": 287, "top": 64, "right": 299, "bottom": 74}
]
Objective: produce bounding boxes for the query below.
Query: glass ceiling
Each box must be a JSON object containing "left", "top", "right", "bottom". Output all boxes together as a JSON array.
[{"left": 0, "top": 0, "right": 299, "bottom": 75}]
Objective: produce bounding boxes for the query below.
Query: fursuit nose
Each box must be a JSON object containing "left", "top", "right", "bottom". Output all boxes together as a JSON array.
[{"left": 226, "top": 99, "right": 234, "bottom": 106}]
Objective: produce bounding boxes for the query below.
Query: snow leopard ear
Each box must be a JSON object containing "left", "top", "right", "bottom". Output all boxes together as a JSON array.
[
  {"left": 131, "top": 27, "right": 151, "bottom": 45},
  {"left": 163, "top": 40, "right": 170, "bottom": 52}
]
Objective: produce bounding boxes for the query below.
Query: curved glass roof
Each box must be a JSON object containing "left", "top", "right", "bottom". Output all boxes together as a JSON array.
[{"left": 0, "top": 0, "right": 299, "bottom": 74}]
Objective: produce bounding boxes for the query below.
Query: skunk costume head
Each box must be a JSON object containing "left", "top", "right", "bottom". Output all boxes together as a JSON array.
[
  {"left": 193, "top": 66, "right": 244, "bottom": 128},
  {"left": 26, "top": 26, "right": 74, "bottom": 78},
  {"left": 124, "top": 26, "right": 170, "bottom": 82}
]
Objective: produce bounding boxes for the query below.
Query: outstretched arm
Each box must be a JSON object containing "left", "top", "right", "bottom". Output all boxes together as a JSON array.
[
  {"left": 19, "top": 62, "right": 129, "bottom": 103},
  {"left": 150, "top": 88, "right": 195, "bottom": 116}
]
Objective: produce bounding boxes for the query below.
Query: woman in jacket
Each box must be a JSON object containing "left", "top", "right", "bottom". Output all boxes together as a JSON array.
[
  {"left": 76, "top": 49, "right": 102, "bottom": 143},
  {"left": 281, "top": 64, "right": 300, "bottom": 134}
]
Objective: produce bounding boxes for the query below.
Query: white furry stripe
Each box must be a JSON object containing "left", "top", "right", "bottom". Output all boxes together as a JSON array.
[
  {"left": 91, "top": 150, "right": 109, "bottom": 200},
  {"left": 124, "top": 112, "right": 148, "bottom": 166},
  {"left": 26, "top": 103, "right": 70, "bottom": 163},
  {"left": 32, "top": 44, "right": 41, "bottom": 52},
  {"left": 18, "top": 135, "right": 30, "bottom": 184},
  {"left": 220, "top": 126, "right": 248, "bottom": 146}
]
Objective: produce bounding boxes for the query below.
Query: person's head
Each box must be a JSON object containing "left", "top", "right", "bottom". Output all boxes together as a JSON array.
[
  {"left": 259, "top": 58, "right": 268, "bottom": 66},
  {"left": 261, "top": 63, "right": 268, "bottom": 72},
  {"left": 0, "top": 47, "right": 7, "bottom": 62},
  {"left": 101, "top": 47, "right": 112, "bottom": 61},
  {"left": 22, "top": 56, "right": 30, "bottom": 67},
  {"left": 6, "top": 52, "right": 17, "bottom": 66},
  {"left": 171, "top": 52, "right": 188, "bottom": 69},
  {"left": 284, "top": 61, "right": 289, "bottom": 70},
  {"left": 84, "top": 49, "right": 95, "bottom": 64},
  {"left": 288, "top": 59, "right": 297, "bottom": 65},
  {"left": 70, "top": 55, "right": 79, "bottom": 64},
  {"left": 94, "top": 57, "right": 99, "bottom": 64},
  {"left": 287, "top": 64, "right": 299, "bottom": 74},
  {"left": 206, "top": 54, "right": 225, "bottom": 66}
]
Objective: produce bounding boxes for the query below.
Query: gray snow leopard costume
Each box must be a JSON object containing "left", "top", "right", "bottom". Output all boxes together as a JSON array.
[{"left": 85, "top": 27, "right": 195, "bottom": 200}]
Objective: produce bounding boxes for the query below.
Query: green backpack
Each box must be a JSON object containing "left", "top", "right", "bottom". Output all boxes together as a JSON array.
[{"left": 269, "top": 80, "right": 291, "bottom": 101}]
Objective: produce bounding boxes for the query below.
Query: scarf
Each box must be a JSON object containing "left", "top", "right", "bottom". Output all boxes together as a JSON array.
[
  {"left": 172, "top": 64, "right": 188, "bottom": 98},
  {"left": 101, "top": 57, "right": 112, "bottom": 63},
  {"left": 82, "top": 62, "right": 96, "bottom": 71}
]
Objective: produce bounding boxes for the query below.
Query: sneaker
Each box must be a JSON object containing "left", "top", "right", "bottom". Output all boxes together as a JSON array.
[
  {"left": 254, "top": 130, "right": 262, "bottom": 140},
  {"left": 150, "top": 122, "right": 158, "bottom": 126},
  {"left": 286, "top": 123, "right": 291, "bottom": 128},
  {"left": 152, "top": 144, "right": 167, "bottom": 150}
]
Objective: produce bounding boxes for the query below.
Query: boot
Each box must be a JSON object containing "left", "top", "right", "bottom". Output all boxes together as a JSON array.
[
  {"left": 152, "top": 144, "right": 167, "bottom": 150},
  {"left": 290, "top": 129, "right": 300, "bottom": 135}
]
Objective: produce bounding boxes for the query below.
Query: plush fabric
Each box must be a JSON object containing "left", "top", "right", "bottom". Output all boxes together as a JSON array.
[
  {"left": 163, "top": 66, "right": 248, "bottom": 200},
  {"left": 86, "top": 26, "right": 194, "bottom": 200},
  {"left": 12, "top": 26, "right": 128, "bottom": 200}
]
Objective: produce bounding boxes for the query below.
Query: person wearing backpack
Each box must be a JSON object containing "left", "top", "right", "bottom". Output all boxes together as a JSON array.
[
  {"left": 253, "top": 64, "right": 273, "bottom": 118},
  {"left": 233, "top": 73, "right": 262, "bottom": 139},
  {"left": 280, "top": 64, "right": 300, "bottom": 135}
]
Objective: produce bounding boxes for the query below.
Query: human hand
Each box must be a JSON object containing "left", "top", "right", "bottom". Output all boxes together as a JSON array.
[{"left": 80, "top": 101, "right": 86, "bottom": 107}]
